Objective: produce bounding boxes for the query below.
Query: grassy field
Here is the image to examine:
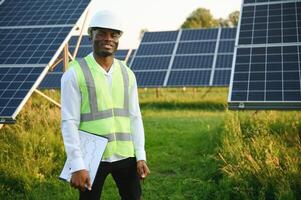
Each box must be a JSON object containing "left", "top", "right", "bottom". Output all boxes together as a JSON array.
[{"left": 0, "top": 88, "right": 300, "bottom": 200}]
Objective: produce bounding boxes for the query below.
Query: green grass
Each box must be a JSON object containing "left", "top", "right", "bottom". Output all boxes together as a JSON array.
[
  {"left": 219, "top": 111, "right": 301, "bottom": 200},
  {"left": 0, "top": 88, "right": 300, "bottom": 200}
]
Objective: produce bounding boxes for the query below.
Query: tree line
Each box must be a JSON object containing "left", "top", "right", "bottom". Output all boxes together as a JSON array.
[
  {"left": 181, "top": 8, "right": 239, "bottom": 29},
  {"left": 139, "top": 8, "right": 239, "bottom": 39}
]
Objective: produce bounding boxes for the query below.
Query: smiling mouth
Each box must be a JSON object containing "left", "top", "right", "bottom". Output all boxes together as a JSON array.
[{"left": 99, "top": 43, "right": 113, "bottom": 50}]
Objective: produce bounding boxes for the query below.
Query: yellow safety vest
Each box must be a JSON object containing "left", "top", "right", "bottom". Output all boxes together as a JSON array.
[{"left": 68, "top": 54, "right": 135, "bottom": 159}]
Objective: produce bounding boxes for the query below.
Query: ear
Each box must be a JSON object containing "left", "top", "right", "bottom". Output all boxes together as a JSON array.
[
  {"left": 89, "top": 31, "right": 94, "bottom": 41},
  {"left": 88, "top": 28, "right": 93, "bottom": 41}
]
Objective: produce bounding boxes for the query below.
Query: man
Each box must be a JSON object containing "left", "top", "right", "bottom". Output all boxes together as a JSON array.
[{"left": 61, "top": 10, "right": 150, "bottom": 200}]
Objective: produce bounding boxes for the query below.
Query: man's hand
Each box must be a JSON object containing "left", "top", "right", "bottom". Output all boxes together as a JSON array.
[
  {"left": 137, "top": 160, "right": 150, "bottom": 180},
  {"left": 70, "top": 169, "right": 92, "bottom": 192}
]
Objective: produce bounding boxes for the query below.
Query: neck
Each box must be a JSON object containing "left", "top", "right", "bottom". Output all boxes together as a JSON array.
[{"left": 93, "top": 53, "right": 114, "bottom": 72}]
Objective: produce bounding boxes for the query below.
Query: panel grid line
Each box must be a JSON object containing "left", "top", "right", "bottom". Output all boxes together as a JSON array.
[
  {"left": 163, "top": 29, "right": 182, "bottom": 86},
  {"left": 209, "top": 28, "right": 222, "bottom": 85},
  {"left": 295, "top": 2, "right": 301, "bottom": 94}
]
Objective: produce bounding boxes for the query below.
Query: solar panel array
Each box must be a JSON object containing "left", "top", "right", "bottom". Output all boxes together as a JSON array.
[
  {"left": 0, "top": 0, "right": 90, "bottom": 123},
  {"left": 228, "top": 0, "right": 301, "bottom": 109},
  {"left": 128, "top": 28, "right": 236, "bottom": 87},
  {"left": 39, "top": 36, "right": 131, "bottom": 89}
]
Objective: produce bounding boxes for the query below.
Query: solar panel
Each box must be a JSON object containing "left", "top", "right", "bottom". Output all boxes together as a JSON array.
[
  {"left": 137, "top": 43, "right": 175, "bottom": 55},
  {"left": 167, "top": 70, "right": 211, "bottom": 86},
  {"left": 0, "top": 66, "right": 44, "bottom": 117},
  {"left": 130, "top": 56, "right": 171, "bottom": 70},
  {"left": 0, "top": 0, "right": 90, "bottom": 123},
  {"left": 115, "top": 49, "right": 130, "bottom": 60},
  {"left": 38, "top": 73, "right": 62, "bottom": 89},
  {"left": 0, "top": 0, "right": 88, "bottom": 26},
  {"left": 141, "top": 31, "right": 178, "bottom": 42},
  {"left": 39, "top": 35, "right": 130, "bottom": 89},
  {"left": 134, "top": 71, "right": 166, "bottom": 87},
  {"left": 213, "top": 69, "right": 232, "bottom": 86},
  {"left": 129, "top": 30, "right": 177, "bottom": 87},
  {"left": 130, "top": 28, "right": 236, "bottom": 87},
  {"left": 0, "top": 27, "right": 71, "bottom": 64},
  {"left": 228, "top": 0, "right": 301, "bottom": 109}
]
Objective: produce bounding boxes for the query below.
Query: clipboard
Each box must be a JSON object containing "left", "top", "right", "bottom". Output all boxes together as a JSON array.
[{"left": 59, "top": 130, "right": 108, "bottom": 185}]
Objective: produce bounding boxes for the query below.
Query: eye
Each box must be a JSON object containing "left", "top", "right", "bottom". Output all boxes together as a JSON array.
[
  {"left": 96, "top": 30, "right": 106, "bottom": 37},
  {"left": 111, "top": 32, "right": 121, "bottom": 39}
]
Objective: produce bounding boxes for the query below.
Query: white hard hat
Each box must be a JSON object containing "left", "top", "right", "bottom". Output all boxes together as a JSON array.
[{"left": 88, "top": 10, "right": 123, "bottom": 35}]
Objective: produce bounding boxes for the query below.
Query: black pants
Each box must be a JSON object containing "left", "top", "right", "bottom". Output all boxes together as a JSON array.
[{"left": 79, "top": 157, "right": 141, "bottom": 200}]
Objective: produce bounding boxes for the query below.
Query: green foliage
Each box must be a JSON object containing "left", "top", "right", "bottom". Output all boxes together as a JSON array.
[
  {"left": 181, "top": 8, "right": 219, "bottom": 28},
  {"left": 0, "top": 88, "right": 300, "bottom": 199},
  {"left": 228, "top": 11, "right": 240, "bottom": 27},
  {"left": 181, "top": 8, "right": 240, "bottom": 29},
  {"left": 219, "top": 111, "right": 301, "bottom": 200},
  {"left": 217, "top": 18, "right": 230, "bottom": 28},
  {"left": 0, "top": 90, "right": 67, "bottom": 199}
]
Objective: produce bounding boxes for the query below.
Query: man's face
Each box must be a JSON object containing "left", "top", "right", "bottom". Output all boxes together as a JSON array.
[{"left": 91, "top": 28, "right": 122, "bottom": 57}]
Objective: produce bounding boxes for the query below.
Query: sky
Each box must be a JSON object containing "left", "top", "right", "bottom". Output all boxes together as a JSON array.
[{"left": 88, "top": 0, "right": 242, "bottom": 49}]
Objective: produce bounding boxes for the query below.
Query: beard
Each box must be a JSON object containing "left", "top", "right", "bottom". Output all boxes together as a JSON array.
[{"left": 93, "top": 40, "right": 118, "bottom": 57}]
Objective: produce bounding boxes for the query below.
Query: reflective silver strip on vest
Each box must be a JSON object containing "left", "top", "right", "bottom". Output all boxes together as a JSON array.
[
  {"left": 78, "top": 59, "right": 129, "bottom": 121},
  {"left": 103, "top": 132, "right": 132, "bottom": 142},
  {"left": 78, "top": 59, "right": 98, "bottom": 119}
]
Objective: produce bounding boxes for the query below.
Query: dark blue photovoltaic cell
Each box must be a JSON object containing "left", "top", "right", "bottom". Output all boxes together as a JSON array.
[
  {"left": 172, "top": 55, "right": 214, "bottom": 69},
  {"left": 141, "top": 31, "right": 178, "bottom": 42},
  {"left": 220, "top": 28, "right": 237, "bottom": 39},
  {"left": 0, "top": 67, "right": 44, "bottom": 117},
  {"left": 180, "top": 29, "right": 218, "bottom": 41},
  {"left": 39, "top": 73, "right": 62, "bottom": 89},
  {"left": 176, "top": 41, "right": 216, "bottom": 54},
  {"left": 244, "top": 0, "right": 255, "bottom": 3},
  {"left": 212, "top": 70, "right": 231, "bottom": 86},
  {"left": 69, "top": 46, "right": 92, "bottom": 58},
  {"left": 131, "top": 57, "right": 171, "bottom": 70},
  {"left": 0, "top": 0, "right": 89, "bottom": 26},
  {"left": 244, "top": 0, "right": 282, "bottom": 4},
  {"left": 167, "top": 70, "right": 211, "bottom": 86},
  {"left": 115, "top": 49, "right": 129, "bottom": 58},
  {"left": 69, "top": 35, "right": 90, "bottom": 46},
  {"left": 215, "top": 55, "right": 234, "bottom": 68},
  {"left": 218, "top": 41, "right": 235, "bottom": 53},
  {"left": 0, "top": 27, "right": 72, "bottom": 65},
  {"left": 134, "top": 71, "right": 166, "bottom": 87},
  {"left": 69, "top": 36, "right": 91, "bottom": 58},
  {"left": 136, "top": 43, "right": 175, "bottom": 55},
  {"left": 51, "top": 63, "right": 64, "bottom": 72}
]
